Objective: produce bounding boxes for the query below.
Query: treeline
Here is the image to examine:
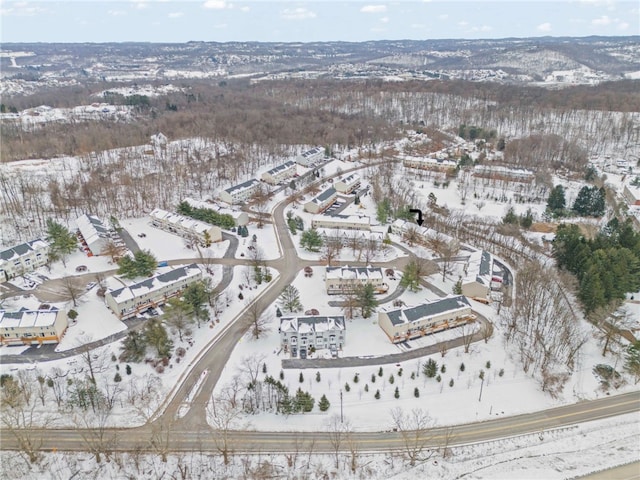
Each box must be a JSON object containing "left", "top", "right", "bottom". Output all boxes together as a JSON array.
[
  {"left": 553, "top": 220, "right": 640, "bottom": 313},
  {"left": 177, "top": 201, "right": 235, "bottom": 230}
]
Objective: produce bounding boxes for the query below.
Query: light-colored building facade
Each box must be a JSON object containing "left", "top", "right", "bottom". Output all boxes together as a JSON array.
[
  {"left": 623, "top": 183, "right": 640, "bottom": 206},
  {"left": 150, "top": 208, "right": 222, "bottom": 245},
  {"left": 325, "top": 266, "right": 387, "bottom": 294},
  {"left": 279, "top": 315, "right": 345, "bottom": 356},
  {"left": 334, "top": 173, "right": 361, "bottom": 194},
  {"left": 473, "top": 165, "right": 534, "bottom": 183},
  {"left": 0, "top": 308, "right": 68, "bottom": 346},
  {"left": 0, "top": 239, "right": 49, "bottom": 283},
  {"left": 391, "top": 219, "right": 455, "bottom": 247},
  {"left": 219, "top": 178, "right": 261, "bottom": 204},
  {"left": 378, "top": 295, "right": 474, "bottom": 343},
  {"left": 311, "top": 214, "right": 371, "bottom": 231},
  {"left": 304, "top": 187, "right": 338, "bottom": 214},
  {"left": 76, "top": 214, "right": 110, "bottom": 256},
  {"left": 403, "top": 157, "right": 457, "bottom": 172},
  {"left": 296, "top": 146, "right": 325, "bottom": 166},
  {"left": 106, "top": 264, "right": 203, "bottom": 319},
  {"left": 261, "top": 161, "right": 297, "bottom": 185},
  {"left": 317, "top": 228, "right": 383, "bottom": 247},
  {"left": 461, "top": 250, "right": 493, "bottom": 299},
  {"left": 183, "top": 198, "right": 249, "bottom": 226}
]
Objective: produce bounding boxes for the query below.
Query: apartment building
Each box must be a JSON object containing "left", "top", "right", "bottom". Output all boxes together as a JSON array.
[
  {"left": 279, "top": 315, "right": 345, "bottom": 357},
  {"left": 325, "top": 266, "right": 387, "bottom": 294},
  {"left": 0, "top": 239, "right": 49, "bottom": 283},
  {"left": 150, "top": 208, "right": 222, "bottom": 245},
  {"left": 261, "top": 161, "right": 297, "bottom": 185},
  {"left": 296, "top": 146, "right": 325, "bottom": 166},
  {"left": 0, "top": 308, "right": 68, "bottom": 346},
  {"left": 219, "top": 178, "right": 261, "bottom": 204},
  {"left": 76, "top": 214, "right": 110, "bottom": 256},
  {"left": 334, "top": 173, "right": 361, "bottom": 194},
  {"left": 311, "top": 214, "right": 371, "bottom": 231},
  {"left": 304, "top": 187, "right": 338, "bottom": 214}
]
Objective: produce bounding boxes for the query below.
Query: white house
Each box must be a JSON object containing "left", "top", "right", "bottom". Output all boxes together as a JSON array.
[
  {"left": 334, "top": 173, "right": 361, "bottom": 194},
  {"left": 325, "top": 266, "right": 387, "bottom": 294},
  {"left": 378, "top": 295, "right": 474, "bottom": 343},
  {"left": 304, "top": 187, "right": 338, "bottom": 214},
  {"left": 461, "top": 250, "right": 493, "bottom": 299},
  {"left": 391, "top": 219, "right": 455, "bottom": 246},
  {"left": 76, "top": 214, "right": 109, "bottom": 256},
  {"left": 0, "top": 308, "right": 68, "bottom": 346},
  {"left": 279, "top": 315, "right": 345, "bottom": 357},
  {"left": 311, "top": 214, "right": 371, "bottom": 231},
  {"left": 150, "top": 208, "right": 222, "bottom": 245},
  {"left": 183, "top": 198, "right": 249, "bottom": 226},
  {"left": 261, "top": 161, "right": 297, "bottom": 185},
  {"left": 317, "top": 228, "right": 383, "bottom": 247},
  {"left": 106, "top": 264, "right": 203, "bottom": 320},
  {"left": 219, "top": 178, "right": 261, "bottom": 204},
  {"left": 0, "top": 239, "right": 49, "bottom": 283},
  {"left": 296, "top": 146, "right": 325, "bottom": 166}
]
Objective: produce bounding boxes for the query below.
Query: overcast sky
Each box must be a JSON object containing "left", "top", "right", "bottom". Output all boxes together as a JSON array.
[{"left": 1, "top": 0, "right": 638, "bottom": 43}]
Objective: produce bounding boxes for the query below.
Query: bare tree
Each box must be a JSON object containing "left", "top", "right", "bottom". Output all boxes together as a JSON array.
[
  {"left": 149, "top": 419, "right": 175, "bottom": 463},
  {"left": 100, "top": 239, "right": 124, "bottom": 263},
  {"left": 321, "top": 235, "right": 343, "bottom": 266},
  {"left": 389, "top": 407, "right": 435, "bottom": 466},
  {"left": 246, "top": 298, "right": 271, "bottom": 340},
  {"left": 430, "top": 233, "right": 460, "bottom": 281},
  {"left": 78, "top": 342, "right": 109, "bottom": 385},
  {"left": 61, "top": 276, "right": 85, "bottom": 307},
  {"left": 74, "top": 406, "right": 116, "bottom": 464},
  {"left": 588, "top": 300, "right": 625, "bottom": 357},
  {"left": 459, "top": 321, "right": 476, "bottom": 354},
  {"left": 206, "top": 394, "right": 243, "bottom": 465},
  {"left": 341, "top": 289, "right": 359, "bottom": 320},
  {"left": 0, "top": 401, "right": 51, "bottom": 465},
  {"left": 325, "top": 414, "right": 352, "bottom": 469}
]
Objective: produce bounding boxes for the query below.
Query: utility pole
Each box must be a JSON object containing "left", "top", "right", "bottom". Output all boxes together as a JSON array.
[
  {"left": 478, "top": 377, "right": 485, "bottom": 402},
  {"left": 340, "top": 390, "right": 343, "bottom": 423}
]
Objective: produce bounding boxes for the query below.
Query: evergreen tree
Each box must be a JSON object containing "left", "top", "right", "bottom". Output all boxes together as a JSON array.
[
  {"left": 414, "top": 387, "right": 420, "bottom": 398},
  {"left": 400, "top": 261, "right": 421, "bottom": 292},
  {"left": 353, "top": 373, "right": 359, "bottom": 383},
  {"left": 449, "top": 379, "right": 454, "bottom": 387},
  {"left": 144, "top": 319, "right": 173, "bottom": 358},
  {"left": 126, "top": 365, "right": 132, "bottom": 375},
  {"left": 114, "top": 372, "right": 122, "bottom": 383},
  {"left": 119, "top": 330, "right": 147, "bottom": 362},
  {"left": 374, "top": 389, "right": 381, "bottom": 399},
  {"left": 279, "top": 370, "right": 285, "bottom": 380},
  {"left": 356, "top": 283, "right": 378, "bottom": 318},
  {"left": 378, "top": 367, "right": 383, "bottom": 377},
  {"left": 182, "top": 281, "right": 210, "bottom": 327},
  {"left": 546, "top": 185, "right": 566, "bottom": 216},
  {"left": 318, "top": 394, "right": 330, "bottom": 412},
  {"left": 460, "top": 362, "right": 465, "bottom": 372},
  {"left": 502, "top": 207, "right": 518, "bottom": 225},
  {"left": 423, "top": 358, "right": 438, "bottom": 378},
  {"left": 300, "top": 228, "right": 323, "bottom": 251},
  {"left": 573, "top": 185, "right": 606, "bottom": 217},
  {"left": 279, "top": 285, "right": 303, "bottom": 312},
  {"left": 162, "top": 297, "right": 194, "bottom": 341},
  {"left": 394, "top": 387, "right": 400, "bottom": 399},
  {"left": 389, "top": 374, "right": 395, "bottom": 384},
  {"left": 299, "top": 372, "right": 304, "bottom": 383},
  {"left": 344, "top": 382, "right": 350, "bottom": 392},
  {"left": 46, "top": 219, "right": 78, "bottom": 266},
  {"left": 624, "top": 341, "right": 640, "bottom": 384},
  {"left": 117, "top": 249, "right": 157, "bottom": 279},
  {"left": 376, "top": 198, "right": 392, "bottom": 223}
]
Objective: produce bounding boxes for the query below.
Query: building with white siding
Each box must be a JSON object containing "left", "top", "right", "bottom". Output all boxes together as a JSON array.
[
  {"left": 76, "top": 214, "right": 110, "bottom": 256},
  {"left": 0, "top": 308, "right": 68, "bottom": 346},
  {"left": 0, "top": 239, "right": 49, "bottom": 283},
  {"left": 106, "top": 264, "right": 203, "bottom": 319},
  {"left": 150, "top": 208, "right": 222, "bottom": 245},
  {"left": 304, "top": 187, "right": 338, "bottom": 214},
  {"left": 334, "top": 173, "right": 361, "bottom": 194},
  {"left": 378, "top": 296, "right": 474, "bottom": 343},
  {"left": 311, "top": 214, "right": 371, "bottom": 231},
  {"left": 325, "top": 266, "right": 387, "bottom": 294},
  {"left": 623, "top": 183, "right": 640, "bottom": 206},
  {"left": 219, "top": 178, "right": 261, "bottom": 204},
  {"left": 296, "top": 146, "right": 325, "bottom": 166},
  {"left": 403, "top": 157, "right": 457, "bottom": 172},
  {"left": 316, "top": 228, "right": 383, "bottom": 247},
  {"left": 461, "top": 250, "right": 493, "bottom": 299},
  {"left": 261, "top": 161, "right": 297, "bottom": 185},
  {"left": 279, "top": 315, "right": 345, "bottom": 357}
]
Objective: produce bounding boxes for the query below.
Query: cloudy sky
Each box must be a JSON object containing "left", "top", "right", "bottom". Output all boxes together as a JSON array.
[{"left": 1, "top": 0, "right": 638, "bottom": 43}]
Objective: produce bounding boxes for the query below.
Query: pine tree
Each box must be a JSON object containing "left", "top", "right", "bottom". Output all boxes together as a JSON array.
[
  {"left": 144, "top": 319, "right": 173, "bottom": 358},
  {"left": 546, "top": 185, "right": 566, "bottom": 215},
  {"left": 182, "top": 281, "right": 210, "bottom": 327},
  {"left": 449, "top": 379, "right": 454, "bottom": 387},
  {"left": 344, "top": 382, "right": 350, "bottom": 392},
  {"left": 353, "top": 373, "right": 359, "bottom": 383},
  {"left": 423, "top": 358, "right": 438, "bottom": 378},
  {"left": 279, "top": 285, "right": 303, "bottom": 313},
  {"left": 356, "top": 283, "right": 378, "bottom": 318},
  {"left": 262, "top": 363, "right": 267, "bottom": 374},
  {"left": 299, "top": 372, "right": 304, "bottom": 383},
  {"left": 479, "top": 370, "right": 485, "bottom": 380},
  {"left": 389, "top": 374, "right": 395, "bottom": 384},
  {"left": 436, "top": 374, "right": 441, "bottom": 382},
  {"left": 45, "top": 219, "right": 78, "bottom": 266},
  {"left": 460, "top": 362, "right": 466, "bottom": 372},
  {"left": 485, "top": 361, "right": 491, "bottom": 369},
  {"left": 374, "top": 389, "right": 380, "bottom": 400},
  {"left": 318, "top": 394, "right": 330, "bottom": 412},
  {"left": 119, "top": 330, "right": 147, "bottom": 362},
  {"left": 114, "top": 372, "right": 122, "bottom": 383},
  {"left": 300, "top": 228, "right": 323, "bottom": 252},
  {"left": 378, "top": 367, "right": 383, "bottom": 377},
  {"left": 280, "top": 370, "right": 285, "bottom": 380},
  {"left": 371, "top": 373, "right": 376, "bottom": 383},
  {"left": 364, "top": 384, "right": 369, "bottom": 392},
  {"left": 394, "top": 387, "right": 400, "bottom": 399},
  {"left": 441, "top": 364, "right": 447, "bottom": 374},
  {"left": 316, "top": 371, "right": 321, "bottom": 382},
  {"left": 414, "top": 387, "right": 419, "bottom": 398},
  {"left": 126, "top": 365, "right": 132, "bottom": 375}
]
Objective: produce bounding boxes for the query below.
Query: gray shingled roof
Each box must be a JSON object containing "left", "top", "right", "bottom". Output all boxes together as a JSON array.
[
  {"left": 266, "top": 161, "right": 295, "bottom": 175},
  {"left": 110, "top": 263, "right": 200, "bottom": 299},
  {"left": 479, "top": 251, "right": 491, "bottom": 277},
  {"left": 386, "top": 296, "right": 471, "bottom": 326},
  {"left": 315, "top": 187, "right": 337, "bottom": 203},
  {"left": 225, "top": 178, "right": 259, "bottom": 194}
]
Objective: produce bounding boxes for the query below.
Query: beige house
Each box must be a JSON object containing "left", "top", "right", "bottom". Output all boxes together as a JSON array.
[
  {"left": 279, "top": 315, "right": 345, "bottom": 356},
  {"left": 0, "top": 308, "right": 68, "bottom": 346},
  {"left": 304, "top": 187, "right": 338, "bottom": 214},
  {"left": 106, "top": 264, "right": 203, "bottom": 320},
  {"left": 325, "top": 266, "right": 387, "bottom": 294},
  {"left": 261, "top": 161, "right": 297, "bottom": 185},
  {"left": 0, "top": 239, "right": 49, "bottom": 283},
  {"left": 219, "top": 178, "right": 261, "bottom": 204},
  {"left": 150, "top": 208, "right": 222, "bottom": 245},
  {"left": 378, "top": 296, "right": 474, "bottom": 343},
  {"left": 334, "top": 173, "right": 361, "bottom": 194},
  {"left": 403, "top": 157, "right": 457, "bottom": 172},
  {"left": 461, "top": 250, "right": 493, "bottom": 299},
  {"left": 311, "top": 214, "right": 371, "bottom": 231}
]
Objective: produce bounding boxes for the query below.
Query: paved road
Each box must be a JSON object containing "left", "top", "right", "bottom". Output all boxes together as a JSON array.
[
  {"left": 579, "top": 462, "right": 640, "bottom": 480},
  {"left": 1, "top": 390, "right": 637, "bottom": 455}
]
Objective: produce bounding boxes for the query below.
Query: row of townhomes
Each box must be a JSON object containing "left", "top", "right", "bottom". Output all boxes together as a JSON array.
[
  {"left": 304, "top": 187, "right": 338, "bottom": 214},
  {"left": 0, "top": 308, "right": 68, "bottom": 346},
  {"left": 461, "top": 250, "right": 502, "bottom": 299},
  {"left": 325, "top": 266, "right": 388, "bottom": 294},
  {"left": 311, "top": 214, "right": 371, "bottom": 231},
  {"left": 391, "top": 219, "right": 456, "bottom": 246},
  {"left": 472, "top": 165, "right": 535, "bottom": 184},
  {"left": 219, "top": 178, "right": 261, "bottom": 204},
  {"left": 317, "top": 228, "right": 383, "bottom": 247},
  {"left": 403, "top": 156, "right": 457, "bottom": 172},
  {"left": 76, "top": 213, "right": 112, "bottom": 256},
  {"left": 106, "top": 264, "right": 203, "bottom": 319},
  {"left": 261, "top": 161, "right": 297, "bottom": 185},
  {"left": 150, "top": 208, "right": 222, "bottom": 245},
  {"left": 378, "top": 295, "right": 475, "bottom": 343},
  {"left": 334, "top": 173, "right": 361, "bottom": 194},
  {"left": 0, "top": 239, "right": 49, "bottom": 282},
  {"left": 183, "top": 198, "right": 249, "bottom": 226},
  {"left": 279, "top": 315, "right": 345, "bottom": 357},
  {"left": 296, "top": 146, "right": 325, "bottom": 166}
]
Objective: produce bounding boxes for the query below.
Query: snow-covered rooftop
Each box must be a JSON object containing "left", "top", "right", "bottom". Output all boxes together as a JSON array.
[
  {"left": 0, "top": 238, "right": 48, "bottom": 263},
  {"left": 326, "top": 266, "right": 383, "bottom": 281},
  {"left": 150, "top": 208, "right": 217, "bottom": 235},
  {"left": 0, "top": 308, "right": 60, "bottom": 329},
  {"left": 382, "top": 295, "right": 471, "bottom": 326},
  {"left": 108, "top": 263, "right": 202, "bottom": 302},
  {"left": 280, "top": 315, "right": 345, "bottom": 334}
]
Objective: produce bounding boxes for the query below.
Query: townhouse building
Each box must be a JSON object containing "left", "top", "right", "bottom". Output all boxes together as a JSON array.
[
  {"left": 279, "top": 315, "right": 345, "bottom": 357},
  {"left": 261, "top": 161, "right": 297, "bottom": 185},
  {"left": 304, "top": 187, "right": 338, "bottom": 214},
  {"left": 0, "top": 308, "right": 68, "bottom": 346},
  {"left": 150, "top": 208, "right": 222, "bottom": 245},
  {"left": 334, "top": 173, "right": 361, "bottom": 194},
  {"left": 76, "top": 214, "right": 110, "bottom": 256},
  {"left": 219, "top": 178, "right": 261, "bottom": 204},
  {"left": 311, "top": 214, "right": 371, "bottom": 231},
  {"left": 0, "top": 239, "right": 49, "bottom": 282},
  {"left": 296, "top": 146, "right": 325, "bottom": 166},
  {"left": 325, "top": 266, "right": 388, "bottom": 294}
]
